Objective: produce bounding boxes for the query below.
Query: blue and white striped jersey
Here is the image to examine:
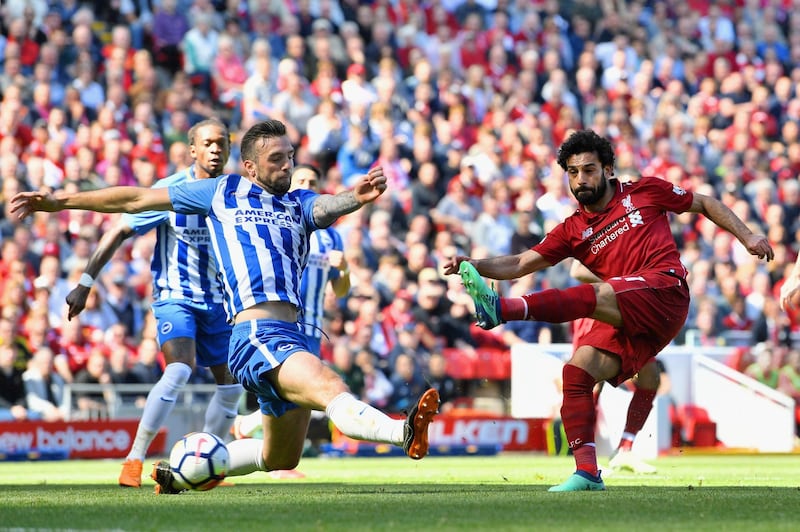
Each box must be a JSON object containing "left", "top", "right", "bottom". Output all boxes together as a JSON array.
[
  {"left": 299, "top": 227, "right": 344, "bottom": 338},
  {"left": 168, "top": 174, "right": 318, "bottom": 322},
  {"left": 122, "top": 166, "right": 224, "bottom": 304}
]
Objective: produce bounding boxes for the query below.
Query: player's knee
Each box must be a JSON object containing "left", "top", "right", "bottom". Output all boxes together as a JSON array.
[
  {"left": 210, "top": 363, "right": 237, "bottom": 385},
  {"left": 264, "top": 454, "right": 301, "bottom": 472},
  {"left": 635, "top": 361, "right": 660, "bottom": 390},
  {"left": 163, "top": 351, "right": 196, "bottom": 369}
]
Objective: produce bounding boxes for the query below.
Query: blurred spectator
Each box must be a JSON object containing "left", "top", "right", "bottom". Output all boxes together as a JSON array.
[
  {"left": 272, "top": 71, "right": 318, "bottom": 145},
  {"left": 745, "top": 342, "right": 779, "bottom": 388},
  {"left": 100, "top": 259, "right": 145, "bottom": 341},
  {"left": 431, "top": 177, "right": 481, "bottom": 244},
  {"left": 72, "top": 347, "right": 112, "bottom": 418},
  {"left": 468, "top": 194, "right": 515, "bottom": 257},
  {"left": 0, "top": 315, "right": 32, "bottom": 368},
  {"left": 306, "top": 97, "right": 344, "bottom": 174},
  {"left": 354, "top": 347, "right": 393, "bottom": 409},
  {"left": 336, "top": 121, "right": 376, "bottom": 185},
  {"left": 211, "top": 34, "right": 248, "bottom": 127},
  {"left": 180, "top": 11, "right": 218, "bottom": 92},
  {"left": 23, "top": 346, "right": 68, "bottom": 421},
  {"left": 150, "top": 0, "right": 189, "bottom": 75},
  {"left": 387, "top": 352, "right": 427, "bottom": 414},
  {"left": 130, "top": 336, "right": 163, "bottom": 385},
  {"left": 778, "top": 348, "right": 800, "bottom": 396},
  {"left": 0, "top": 343, "right": 30, "bottom": 421},
  {"left": 330, "top": 343, "right": 365, "bottom": 399},
  {"left": 34, "top": 253, "right": 71, "bottom": 316},
  {"left": 74, "top": 287, "right": 118, "bottom": 332},
  {"left": 241, "top": 40, "right": 276, "bottom": 129},
  {"left": 425, "top": 352, "right": 459, "bottom": 413}
]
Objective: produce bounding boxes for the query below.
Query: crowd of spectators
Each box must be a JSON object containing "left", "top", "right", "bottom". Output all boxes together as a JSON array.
[{"left": 2, "top": 0, "right": 800, "bottom": 421}]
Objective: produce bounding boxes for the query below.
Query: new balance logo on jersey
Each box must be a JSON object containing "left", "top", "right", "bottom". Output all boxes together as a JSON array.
[
  {"left": 581, "top": 227, "right": 594, "bottom": 240},
  {"left": 627, "top": 210, "right": 644, "bottom": 227}
]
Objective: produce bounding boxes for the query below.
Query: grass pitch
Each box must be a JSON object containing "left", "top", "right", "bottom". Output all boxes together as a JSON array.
[{"left": 1, "top": 454, "right": 799, "bottom": 531}]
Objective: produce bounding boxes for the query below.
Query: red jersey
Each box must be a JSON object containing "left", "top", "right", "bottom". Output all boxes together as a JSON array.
[{"left": 534, "top": 177, "right": 694, "bottom": 280}]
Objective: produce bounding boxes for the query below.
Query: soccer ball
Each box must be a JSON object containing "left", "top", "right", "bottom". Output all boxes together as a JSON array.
[{"left": 169, "top": 432, "right": 230, "bottom": 491}]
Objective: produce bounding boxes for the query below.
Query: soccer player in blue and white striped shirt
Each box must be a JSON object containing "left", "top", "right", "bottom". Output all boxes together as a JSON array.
[
  {"left": 12, "top": 119, "right": 439, "bottom": 492},
  {"left": 230, "top": 163, "right": 351, "bottom": 479},
  {"left": 64, "top": 119, "right": 243, "bottom": 489}
]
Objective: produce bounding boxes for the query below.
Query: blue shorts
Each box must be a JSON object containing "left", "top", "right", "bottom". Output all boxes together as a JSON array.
[
  {"left": 152, "top": 299, "right": 231, "bottom": 368},
  {"left": 228, "top": 319, "right": 310, "bottom": 417},
  {"left": 306, "top": 336, "right": 322, "bottom": 358}
]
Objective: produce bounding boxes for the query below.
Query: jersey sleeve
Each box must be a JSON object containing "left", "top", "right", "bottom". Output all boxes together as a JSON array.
[
  {"left": 121, "top": 210, "right": 169, "bottom": 235},
  {"left": 168, "top": 178, "right": 217, "bottom": 215},
  {"left": 639, "top": 176, "right": 694, "bottom": 213},
  {"left": 532, "top": 221, "right": 572, "bottom": 266},
  {"left": 121, "top": 176, "right": 174, "bottom": 234},
  {"left": 296, "top": 189, "right": 320, "bottom": 232}
]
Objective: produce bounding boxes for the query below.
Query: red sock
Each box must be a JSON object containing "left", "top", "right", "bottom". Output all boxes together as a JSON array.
[
  {"left": 561, "top": 364, "right": 598, "bottom": 476},
  {"left": 619, "top": 438, "right": 634, "bottom": 451},
  {"left": 502, "top": 284, "right": 597, "bottom": 323},
  {"left": 574, "top": 445, "right": 598, "bottom": 477},
  {"left": 623, "top": 386, "right": 657, "bottom": 437}
]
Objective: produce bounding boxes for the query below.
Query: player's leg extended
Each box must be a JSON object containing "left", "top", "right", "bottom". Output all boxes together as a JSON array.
[
  {"left": 226, "top": 408, "right": 311, "bottom": 475},
  {"left": 120, "top": 337, "right": 195, "bottom": 488},
  {"left": 459, "top": 262, "right": 623, "bottom": 329},
  {"left": 549, "top": 346, "right": 620, "bottom": 492},
  {"left": 609, "top": 360, "right": 659, "bottom": 474},
  {"left": 277, "top": 351, "right": 440, "bottom": 459}
]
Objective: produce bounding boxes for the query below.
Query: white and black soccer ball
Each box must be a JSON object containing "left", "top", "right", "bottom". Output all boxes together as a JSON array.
[{"left": 169, "top": 432, "right": 230, "bottom": 491}]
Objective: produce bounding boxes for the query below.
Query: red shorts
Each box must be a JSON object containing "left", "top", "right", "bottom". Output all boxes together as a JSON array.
[{"left": 576, "top": 271, "right": 689, "bottom": 386}]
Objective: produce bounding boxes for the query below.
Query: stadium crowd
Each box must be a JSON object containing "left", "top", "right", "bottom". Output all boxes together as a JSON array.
[{"left": 1, "top": 0, "right": 800, "bottom": 423}]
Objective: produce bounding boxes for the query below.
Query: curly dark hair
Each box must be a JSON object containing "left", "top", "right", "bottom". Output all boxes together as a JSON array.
[{"left": 556, "top": 130, "right": 616, "bottom": 171}]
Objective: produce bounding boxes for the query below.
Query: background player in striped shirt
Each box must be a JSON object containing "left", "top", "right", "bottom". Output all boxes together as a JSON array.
[
  {"left": 12, "top": 119, "right": 439, "bottom": 493},
  {"left": 65, "top": 118, "right": 243, "bottom": 488}
]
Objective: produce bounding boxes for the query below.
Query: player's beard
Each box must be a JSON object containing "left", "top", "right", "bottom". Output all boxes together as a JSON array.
[{"left": 572, "top": 175, "right": 608, "bottom": 206}]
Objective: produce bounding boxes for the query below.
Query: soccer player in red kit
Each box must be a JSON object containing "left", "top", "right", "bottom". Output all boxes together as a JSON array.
[{"left": 443, "top": 130, "right": 774, "bottom": 491}]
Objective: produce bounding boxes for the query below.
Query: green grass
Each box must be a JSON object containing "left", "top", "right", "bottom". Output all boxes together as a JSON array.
[{"left": 1, "top": 454, "right": 799, "bottom": 531}]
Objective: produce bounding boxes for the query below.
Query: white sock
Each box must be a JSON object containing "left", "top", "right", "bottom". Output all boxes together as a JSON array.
[
  {"left": 226, "top": 438, "right": 264, "bottom": 476},
  {"left": 325, "top": 392, "right": 404, "bottom": 445},
  {"left": 203, "top": 384, "right": 244, "bottom": 438},
  {"left": 238, "top": 410, "right": 263, "bottom": 438},
  {"left": 127, "top": 362, "right": 192, "bottom": 461}
]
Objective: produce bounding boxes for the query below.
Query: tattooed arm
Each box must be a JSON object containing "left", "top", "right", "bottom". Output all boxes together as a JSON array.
[{"left": 313, "top": 166, "right": 387, "bottom": 228}]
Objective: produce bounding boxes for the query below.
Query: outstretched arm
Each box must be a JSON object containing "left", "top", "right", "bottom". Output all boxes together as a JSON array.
[
  {"left": 312, "top": 166, "right": 386, "bottom": 228},
  {"left": 442, "top": 249, "right": 551, "bottom": 280},
  {"left": 10, "top": 187, "right": 173, "bottom": 219},
  {"left": 688, "top": 193, "right": 774, "bottom": 261},
  {"left": 65, "top": 220, "right": 136, "bottom": 320}
]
